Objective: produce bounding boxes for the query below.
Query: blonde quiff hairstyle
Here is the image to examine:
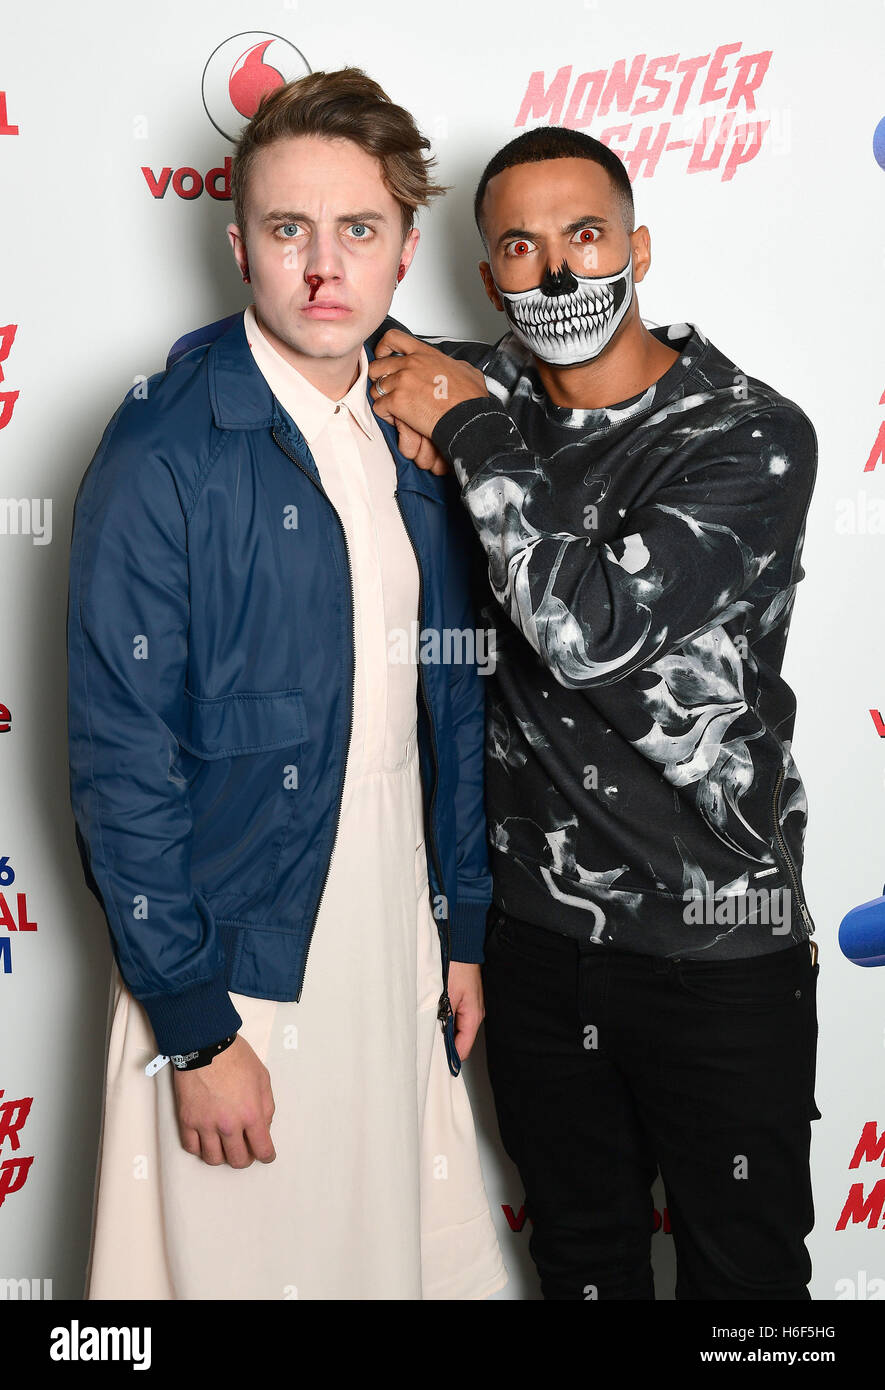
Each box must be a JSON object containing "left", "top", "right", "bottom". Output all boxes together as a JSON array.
[{"left": 230, "top": 67, "right": 448, "bottom": 242}]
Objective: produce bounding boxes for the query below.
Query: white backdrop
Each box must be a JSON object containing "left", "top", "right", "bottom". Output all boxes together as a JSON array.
[{"left": 1, "top": 0, "right": 884, "bottom": 1302}]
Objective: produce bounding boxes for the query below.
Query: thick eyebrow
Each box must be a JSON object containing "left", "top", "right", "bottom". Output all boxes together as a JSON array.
[
  {"left": 496, "top": 214, "right": 609, "bottom": 248},
  {"left": 258, "top": 209, "right": 388, "bottom": 226}
]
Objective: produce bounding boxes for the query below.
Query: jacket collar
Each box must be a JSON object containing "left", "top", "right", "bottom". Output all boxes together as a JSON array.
[{"left": 207, "top": 310, "right": 445, "bottom": 504}]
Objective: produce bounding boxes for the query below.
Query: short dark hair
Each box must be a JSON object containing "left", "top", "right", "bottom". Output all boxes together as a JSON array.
[{"left": 473, "top": 127, "right": 635, "bottom": 245}]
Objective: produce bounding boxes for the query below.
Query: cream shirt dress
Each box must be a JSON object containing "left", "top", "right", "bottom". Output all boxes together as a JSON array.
[{"left": 83, "top": 305, "right": 507, "bottom": 1301}]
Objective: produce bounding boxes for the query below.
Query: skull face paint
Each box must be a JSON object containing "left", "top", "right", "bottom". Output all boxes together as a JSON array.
[{"left": 494, "top": 254, "right": 634, "bottom": 367}]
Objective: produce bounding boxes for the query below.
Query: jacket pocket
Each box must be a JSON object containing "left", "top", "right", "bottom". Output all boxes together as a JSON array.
[
  {"left": 179, "top": 688, "right": 310, "bottom": 903},
  {"left": 178, "top": 687, "right": 308, "bottom": 760}
]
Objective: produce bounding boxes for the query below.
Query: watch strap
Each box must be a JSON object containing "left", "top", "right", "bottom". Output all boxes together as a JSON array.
[{"left": 168, "top": 1032, "right": 238, "bottom": 1071}]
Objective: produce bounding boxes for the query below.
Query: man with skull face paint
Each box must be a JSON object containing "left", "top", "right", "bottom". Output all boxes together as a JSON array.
[{"left": 369, "top": 127, "right": 820, "bottom": 1301}]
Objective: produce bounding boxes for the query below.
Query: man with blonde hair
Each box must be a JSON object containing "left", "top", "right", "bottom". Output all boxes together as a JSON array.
[{"left": 69, "top": 68, "right": 506, "bottom": 1300}]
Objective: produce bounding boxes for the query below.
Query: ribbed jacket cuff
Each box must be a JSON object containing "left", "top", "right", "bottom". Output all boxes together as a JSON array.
[
  {"left": 137, "top": 969, "right": 244, "bottom": 1056},
  {"left": 431, "top": 396, "right": 524, "bottom": 483},
  {"left": 449, "top": 899, "right": 492, "bottom": 965}
]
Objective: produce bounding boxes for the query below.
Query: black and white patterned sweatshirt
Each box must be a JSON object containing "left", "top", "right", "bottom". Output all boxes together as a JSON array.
[{"left": 417, "top": 319, "right": 818, "bottom": 959}]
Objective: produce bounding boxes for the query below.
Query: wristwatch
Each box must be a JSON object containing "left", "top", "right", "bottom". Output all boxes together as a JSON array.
[{"left": 168, "top": 1033, "right": 238, "bottom": 1071}]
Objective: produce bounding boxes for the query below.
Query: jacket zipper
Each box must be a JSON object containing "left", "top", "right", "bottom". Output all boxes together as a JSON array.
[
  {"left": 393, "top": 488, "right": 453, "bottom": 1034},
  {"left": 771, "top": 764, "right": 813, "bottom": 932},
  {"left": 271, "top": 427, "right": 355, "bottom": 999}
]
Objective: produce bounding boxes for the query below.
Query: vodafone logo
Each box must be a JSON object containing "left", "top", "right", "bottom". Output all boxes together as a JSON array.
[
  {"left": 142, "top": 32, "right": 311, "bottom": 205},
  {"left": 201, "top": 33, "right": 310, "bottom": 142}
]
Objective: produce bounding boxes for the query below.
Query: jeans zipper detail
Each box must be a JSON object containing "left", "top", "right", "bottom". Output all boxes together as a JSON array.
[
  {"left": 771, "top": 764, "right": 813, "bottom": 932},
  {"left": 272, "top": 427, "right": 354, "bottom": 1000},
  {"left": 393, "top": 488, "right": 453, "bottom": 1036}
]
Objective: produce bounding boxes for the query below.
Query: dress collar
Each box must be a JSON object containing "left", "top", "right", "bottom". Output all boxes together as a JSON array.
[{"left": 244, "top": 303, "right": 375, "bottom": 443}]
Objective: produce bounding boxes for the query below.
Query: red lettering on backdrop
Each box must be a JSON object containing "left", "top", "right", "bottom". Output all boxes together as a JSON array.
[
  {"left": 632, "top": 55, "right": 679, "bottom": 115},
  {"left": 729, "top": 51, "right": 771, "bottom": 108},
  {"left": 563, "top": 72, "right": 605, "bottom": 129},
  {"left": 502, "top": 1201, "right": 672, "bottom": 1234},
  {"left": 620, "top": 123, "right": 671, "bottom": 179},
  {"left": 0, "top": 893, "right": 37, "bottom": 931},
  {"left": 0, "top": 92, "right": 19, "bottom": 136},
  {"left": 0, "top": 392, "right": 19, "bottom": 430},
  {"left": 142, "top": 157, "right": 232, "bottom": 201},
  {"left": 0, "top": 323, "right": 17, "bottom": 381},
  {"left": 205, "top": 158, "right": 231, "bottom": 199},
  {"left": 515, "top": 66, "right": 573, "bottom": 127},
  {"left": 0, "top": 1093, "right": 31, "bottom": 1151},
  {"left": 670, "top": 56, "right": 708, "bottom": 114},
  {"left": 513, "top": 45, "right": 775, "bottom": 181},
  {"left": 836, "top": 1180, "right": 885, "bottom": 1231},
  {"left": 0, "top": 1156, "right": 33, "bottom": 1208},
  {"left": 860, "top": 380, "right": 885, "bottom": 472},
  {"left": 172, "top": 167, "right": 203, "bottom": 199},
  {"left": 501, "top": 1204, "right": 529, "bottom": 1232},
  {"left": 142, "top": 166, "right": 173, "bottom": 198},
  {"left": 0, "top": 1089, "right": 35, "bottom": 1210},
  {"left": 687, "top": 111, "right": 738, "bottom": 173},
  {"left": 0, "top": 322, "right": 19, "bottom": 429},
  {"left": 836, "top": 1125, "right": 885, "bottom": 1230},
  {"left": 864, "top": 423, "right": 885, "bottom": 473},
  {"left": 849, "top": 1122, "right": 885, "bottom": 1168},
  {"left": 699, "top": 43, "right": 743, "bottom": 104},
  {"left": 722, "top": 120, "right": 770, "bottom": 181}
]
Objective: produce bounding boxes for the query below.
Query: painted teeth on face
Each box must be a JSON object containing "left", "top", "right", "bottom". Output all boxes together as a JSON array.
[
  {"left": 501, "top": 257, "right": 634, "bottom": 365},
  {"left": 513, "top": 290, "right": 614, "bottom": 341}
]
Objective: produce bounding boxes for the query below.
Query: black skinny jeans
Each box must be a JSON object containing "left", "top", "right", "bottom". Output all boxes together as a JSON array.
[{"left": 482, "top": 909, "right": 821, "bottom": 1300}]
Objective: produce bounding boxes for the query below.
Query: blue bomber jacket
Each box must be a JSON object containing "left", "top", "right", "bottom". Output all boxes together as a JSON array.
[{"left": 66, "top": 310, "right": 493, "bottom": 1073}]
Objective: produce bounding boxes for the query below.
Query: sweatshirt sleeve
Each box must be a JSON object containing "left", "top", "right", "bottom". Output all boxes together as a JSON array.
[
  {"left": 430, "top": 397, "right": 817, "bottom": 690},
  {"left": 67, "top": 400, "right": 243, "bottom": 1055}
]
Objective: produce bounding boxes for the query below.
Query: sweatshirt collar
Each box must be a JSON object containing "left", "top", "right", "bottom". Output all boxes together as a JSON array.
[{"left": 490, "top": 321, "right": 712, "bottom": 433}]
